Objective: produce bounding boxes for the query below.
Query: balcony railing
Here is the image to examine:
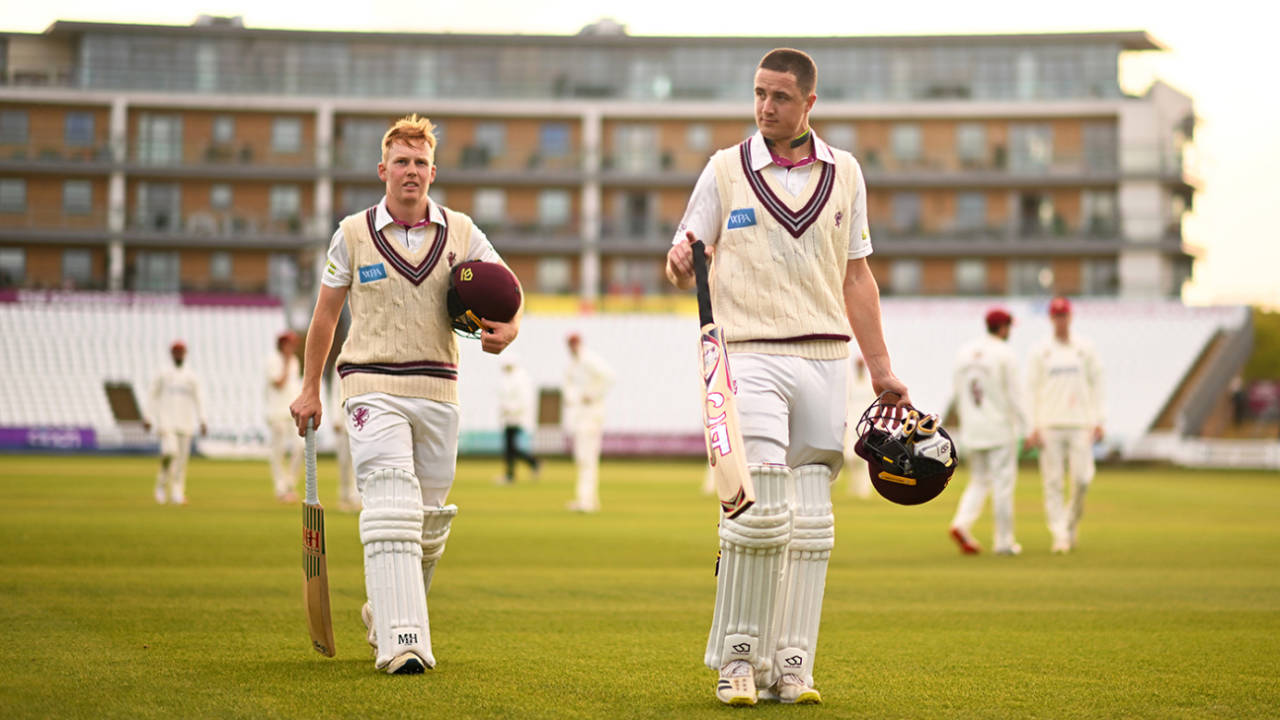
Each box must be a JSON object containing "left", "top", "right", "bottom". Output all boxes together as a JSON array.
[{"left": 132, "top": 142, "right": 316, "bottom": 168}]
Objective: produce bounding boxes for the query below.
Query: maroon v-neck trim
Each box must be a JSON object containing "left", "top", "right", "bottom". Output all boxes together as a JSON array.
[
  {"left": 738, "top": 141, "right": 835, "bottom": 239},
  {"left": 364, "top": 207, "right": 447, "bottom": 286}
]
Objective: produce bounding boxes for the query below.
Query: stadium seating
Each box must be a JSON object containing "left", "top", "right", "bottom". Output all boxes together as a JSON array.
[
  {"left": 0, "top": 293, "right": 288, "bottom": 451},
  {"left": 0, "top": 293, "right": 1248, "bottom": 456}
]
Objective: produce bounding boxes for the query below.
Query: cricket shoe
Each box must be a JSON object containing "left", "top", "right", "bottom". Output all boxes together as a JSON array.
[
  {"left": 994, "top": 543, "right": 1023, "bottom": 556},
  {"left": 715, "top": 660, "right": 757, "bottom": 706},
  {"left": 386, "top": 651, "right": 426, "bottom": 675},
  {"left": 949, "top": 526, "right": 982, "bottom": 555},
  {"left": 1051, "top": 540, "right": 1072, "bottom": 555},
  {"left": 763, "top": 674, "right": 821, "bottom": 704},
  {"left": 154, "top": 487, "right": 167, "bottom": 504}
]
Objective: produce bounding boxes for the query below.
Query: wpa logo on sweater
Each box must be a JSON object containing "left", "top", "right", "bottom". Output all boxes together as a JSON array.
[
  {"left": 726, "top": 208, "right": 757, "bottom": 230},
  {"left": 358, "top": 263, "right": 387, "bottom": 284}
]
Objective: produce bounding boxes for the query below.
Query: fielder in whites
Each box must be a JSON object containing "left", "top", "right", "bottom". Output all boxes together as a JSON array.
[
  {"left": 290, "top": 114, "right": 519, "bottom": 675},
  {"left": 327, "top": 373, "right": 360, "bottom": 511},
  {"left": 266, "top": 330, "right": 302, "bottom": 503},
  {"left": 948, "top": 308, "right": 1027, "bottom": 556},
  {"left": 666, "top": 48, "right": 910, "bottom": 706},
  {"left": 143, "top": 340, "right": 207, "bottom": 505},
  {"left": 841, "top": 355, "right": 876, "bottom": 498},
  {"left": 497, "top": 356, "right": 540, "bottom": 484},
  {"left": 1026, "top": 296, "right": 1104, "bottom": 554},
  {"left": 563, "top": 333, "right": 614, "bottom": 512}
]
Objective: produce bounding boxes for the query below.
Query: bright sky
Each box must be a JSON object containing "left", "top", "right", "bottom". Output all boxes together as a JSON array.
[{"left": 9, "top": 1, "right": 1276, "bottom": 308}]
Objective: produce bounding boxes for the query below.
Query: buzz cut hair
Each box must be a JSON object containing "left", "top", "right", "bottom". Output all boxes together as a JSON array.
[
  {"left": 758, "top": 48, "right": 817, "bottom": 96},
  {"left": 382, "top": 114, "right": 438, "bottom": 163}
]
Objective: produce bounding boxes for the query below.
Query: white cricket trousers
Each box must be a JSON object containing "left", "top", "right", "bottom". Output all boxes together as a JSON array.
[
  {"left": 571, "top": 418, "right": 603, "bottom": 510},
  {"left": 267, "top": 418, "right": 301, "bottom": 498},
  {"left": 156, "top": 431, "right": 192, "bottom": 502},
  {"left": 343, "top": 392, "right": 459, "bottom": 508},
  {"left": 950, "top": 443, "right": 1018, "bottom": 552},
  {"left": 731, "top": 353, "right": 848, "bottom": 469},
  {"left": 1038, "top": 427, "right": 1095, "bottom": 546}
]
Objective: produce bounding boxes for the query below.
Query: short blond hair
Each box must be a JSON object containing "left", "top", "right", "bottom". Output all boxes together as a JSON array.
[{"left": 381, "top": 114, "right": 437, "bottom": 163}]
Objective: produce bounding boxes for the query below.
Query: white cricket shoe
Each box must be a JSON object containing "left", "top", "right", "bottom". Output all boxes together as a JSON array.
[
  {"left": 715, "top": 660, "right": 757, "bottom": 706},
  {"left": 772, "top": 673, "right": 821, "bottom": 704},
  {"left": 386, "top": 651, "right": 426, "bottom": 675},
  {"left": 995, "top": 543, "right": 1023, "bottom": 556},
  {"left": 1051, "top": 540, "right": 1072, "bottom": 554},
  {"left": 154, "top": 487, "right": 167, "bottom": 504}
]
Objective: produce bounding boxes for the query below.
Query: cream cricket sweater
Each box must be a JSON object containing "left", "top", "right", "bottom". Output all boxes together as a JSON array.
[
  {"left": 335, "top": 205, "right": 473, "bottom": 404},
  {"left": 709, "top": 140, "right": 857, "bottom": 360}
]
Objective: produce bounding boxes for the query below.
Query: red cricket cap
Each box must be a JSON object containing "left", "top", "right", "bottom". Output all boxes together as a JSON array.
[
  {"left": 170, "top": 340, "right": 187, "bottom": 352},
  {"left": 984, "top": 308, "right": 1013, "bottom": 331},
  {"left": 1049, "top": 296, "right": 1072, "bottom": 316}
]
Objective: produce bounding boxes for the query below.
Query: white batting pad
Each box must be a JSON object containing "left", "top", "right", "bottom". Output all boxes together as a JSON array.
[
  {"left": 360, "top": 468, "right": 433, "bottom": 669},
  {"left": 770, "top": 464, "right": 835, "bottom": 688},
  {"left": 705, "top": 465, "right": 792, "bottom": 676},
  {"left": 421, "top": 504, "right": 458, "bottom": 598}
]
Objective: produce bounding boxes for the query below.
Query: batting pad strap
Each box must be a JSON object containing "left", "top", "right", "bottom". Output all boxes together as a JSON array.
[{"left": 421, "top": 504, "right": 458, "bottom": 561}]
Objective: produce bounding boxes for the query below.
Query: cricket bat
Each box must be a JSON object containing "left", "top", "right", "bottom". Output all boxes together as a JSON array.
[
  {"left": 302, "top": 418, "right": 335, "bottom": 657},
  {"left": 691, "top": 240, "right": 755, "bottom": 519}
]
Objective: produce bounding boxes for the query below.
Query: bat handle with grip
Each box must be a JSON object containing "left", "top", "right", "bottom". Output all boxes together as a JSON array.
[
  {"left": 304, "top": 418, "right": 318, "bottom": 506},
  {"left": 691, "top": 240, "right": 714, "bottom": 326}
]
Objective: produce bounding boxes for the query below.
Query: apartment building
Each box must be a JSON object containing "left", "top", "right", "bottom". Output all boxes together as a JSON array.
[{"left": 0, "top": 17, "right": 1197, "bottom": 307}]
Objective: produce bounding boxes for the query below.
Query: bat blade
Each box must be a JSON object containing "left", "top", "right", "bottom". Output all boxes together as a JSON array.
[
  {"left": 302, "top": 421, "right": 335, "bottom": 657},
  {"left": 691, "top": 240, "right": 755, "bottom": 519}
]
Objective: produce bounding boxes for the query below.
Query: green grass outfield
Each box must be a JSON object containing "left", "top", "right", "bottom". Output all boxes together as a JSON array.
[{"left": 1, "top": 456, "right": 1277, "bottom": 719}]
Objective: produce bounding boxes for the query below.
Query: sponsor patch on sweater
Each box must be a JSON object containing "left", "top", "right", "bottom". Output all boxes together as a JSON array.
[
  {"left": 726, "top": 208, "right": 757, "bottom": 230},
  {"left": 358, "top": 263, "right": 388, "bottom": 283}
]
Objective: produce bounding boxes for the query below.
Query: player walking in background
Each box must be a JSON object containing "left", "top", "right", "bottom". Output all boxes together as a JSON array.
[
  {"left": 562, "top": 333, "right": 614, "bottom": 512},
  {"left": 1026, "top": 296, "right": 1105, "bottom": 554},
  {"left": 496, "top": 356, "right": 540, "bottom": 484},
  {"left": 666, "top": 48, "right": 910, "bottom": 705},
  {"left": 266, "top": 330, "right": 302, "bottom": 503},
  {"left": 143, "top": 340, "right": 207, "bottom": 505},
  {"left": 289, "top": 114, "right": 520, "bottom": 675},
  {"left": 841, "top": 356, "right": 876, "bottom": 498},
  {"left": 948, "top": 308, "right": 1027, "bottom": 556},
  {"left": 327, "top": 372, "right": 360, "bottom": 511}
]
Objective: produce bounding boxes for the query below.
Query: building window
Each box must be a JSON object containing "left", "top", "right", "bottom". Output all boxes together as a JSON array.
[
  {"left": 956, "top": 123, "right": 986, "bottom": 167},
  {"left": 65, "top": 112, "right": 95, "bottom": 147},
  {"left": 889, "top": 259, "right": 922, "bottom": 295},
  {"left": 1082, "top": 258, "right": 1118, "bottom": 295},
  {"left": 271, "top": 117, "right": 302, "bottom": 153},
  {"left": 1010, "top": 260, "right": 1054, "bottom": 295},
  {"left": 62, "top": 249, "right": 93, "bottom": 288},
  {"left": 619, "top": 191, "right": 653, "bottom": 236},
  {"left": 209, "top": 251, "right": 233, "bottom": 285},
  {"left": 475, "top": 121, "right": 506, "bottom": 156},
  {"left": 269, "top": 185, "right": 301, "bottom": 221},
  {"left": 1083, "top": 190, "right": 1118, "bottom": 237},
  {"left": 890, "top": 192, "right": 921, "bottom": 234},
  {"left": 340, "top": 119, "right": 388, "bottom": 168},
  {"left": 537, "top": 189, "right": 571, "bottom": 229},
  {"left": 539, "top": 123, "right": 571, "bottom": 157},
  {"left": 955, "top": 192, "right": 987, "bottom": 233},
  {"left": 609, "top": 257, "right": 659, "bottom": 294},
  {"left": 429, "top": 187, "right": 446, "bottom": 206},
  {"left": 341, "top": 185, "right": 384, "bottom": 216},
  {"left": 1018, "top": 193, "right": 1057, "bottom": 236},
  {"left": 1083, "top": 122, "right": 1118, "bottom": 172},
  {"left": 135, "top": 113, "right": 183, "bottom": 165},
  {"left": 473, "top": 188, "right": 506, "bottom": 226},
  {"left": 268, "top": 252, "right": 298, "bottom": 300},
  {"left": 823, "top": 123, "right": 856, "bottom": 153},
  {"left": 890, "top": 123, "right": 922, "bottom": 166},
  {"left": 954, "top": 259, "right": 987, "bottom": 295},
  {"left": 614, "top": 124, "right": 658, "bottom": 173},
  {"left": 0, "top": 110, "right": 28, "bottom": 145},
  {"left": 135, "top": 251, "right": 180, "bottom": 292},
  {"left": 210, "top": 183, "right": 232, "bottom": 210},
  {"left": 536, "top": 257, "right": 572, "bottom": 294},
  {"left": 0, "top": 179, "right": 26, "bottom": 212},
  {"left": 1009, "top": 123, "right": 1052, "bottom": 173},
  {"left": 212, "top": 115, "right": 235, "bottom": 145},
  {"left": 62, "top": 180, "right": 92, "bottom": 215},
  {"left": 0, "top": 248, "right": 24, "bottom": 288},
  {"left": 136, "top": 182, "right": 181, "bottom": 231},
  {"left": 686, "top": 123, "right": 712, "bottom": 152}
]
